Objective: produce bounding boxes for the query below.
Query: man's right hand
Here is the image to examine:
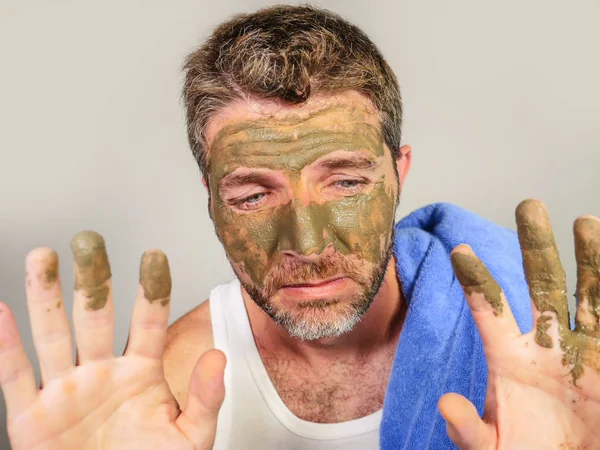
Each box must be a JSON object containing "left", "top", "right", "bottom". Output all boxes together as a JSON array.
[{"left": 0, "top": 231, "right": 226, "bottom": 450}]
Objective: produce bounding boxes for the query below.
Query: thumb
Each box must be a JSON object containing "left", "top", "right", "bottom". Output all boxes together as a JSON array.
[
  {"left": 438, "top": 393, "right": 492, "bottom": 450},
  {"left": 176, "top": 349, "right": 227, "bottom": 449}
]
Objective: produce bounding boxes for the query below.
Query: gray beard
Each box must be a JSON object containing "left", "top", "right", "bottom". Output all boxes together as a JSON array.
[{"left": 240, "top": 241, "right": 394, "bottom": 341}]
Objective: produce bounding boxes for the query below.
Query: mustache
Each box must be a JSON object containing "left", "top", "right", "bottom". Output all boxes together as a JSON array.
[{"left": 263, "top": 252, "right": 367, "bottom": 294}]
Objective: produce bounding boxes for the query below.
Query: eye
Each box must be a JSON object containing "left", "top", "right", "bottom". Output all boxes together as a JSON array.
[
  {"left": 235, "top": 192, "right": 268, "bottom": 210},
  {"left": 329, "top": 178, "right": 369, "bottom": 192},
  {"left": 243, "top": 193, "right": 265, "bottom": 203},
  {"left": 334, "top": 179, "right": 363, "bottom": 189}
]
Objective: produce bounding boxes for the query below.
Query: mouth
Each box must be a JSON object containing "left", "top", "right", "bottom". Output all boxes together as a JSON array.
[
  {"left": 279, "top": 276, "right": 350, "bottom": 300},
  {"left": 282, "top": 276, "right": 345, "bottom": 288}
]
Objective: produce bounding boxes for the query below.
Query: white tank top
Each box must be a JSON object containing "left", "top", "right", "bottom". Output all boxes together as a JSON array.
[{"left": 210, "top": 279, "right": 382, "bottom": 449}]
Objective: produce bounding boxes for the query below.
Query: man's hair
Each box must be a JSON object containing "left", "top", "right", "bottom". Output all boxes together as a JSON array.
[{"left": 182, "top": 4, "right": 402, "bottom": 178}]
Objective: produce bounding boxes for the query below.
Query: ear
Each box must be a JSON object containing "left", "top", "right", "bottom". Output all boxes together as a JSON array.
[
  {"left": 202, "top": 177, "right": 209, "bottom": 192},
  {"left": 396, "top": 145, "right": 412, "bottom": 188}
]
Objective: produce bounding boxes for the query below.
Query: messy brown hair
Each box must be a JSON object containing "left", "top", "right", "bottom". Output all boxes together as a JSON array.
[{"left": 182, "top": 4, "right": 402, "bottom": 178}]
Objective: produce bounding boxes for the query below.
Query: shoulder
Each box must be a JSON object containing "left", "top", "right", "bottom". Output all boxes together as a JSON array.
[{"left": 164, "top": 299, "right": 214, "bottom": 408}]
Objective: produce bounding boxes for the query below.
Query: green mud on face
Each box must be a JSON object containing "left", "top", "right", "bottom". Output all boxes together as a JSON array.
[
  {"left": 70, "top": 231, "right": 111, "bottom": 310},
  {"left": 139, "top": 251, "right": 172, "bottom": 306},
  {"left": 208, "top": 104, "right": 388, "bottom": 180},
  {"left": 450, "top": 252, "right": 503, "bottom": 316},
  {"left": 207, "top": 102, "right": 398, "bottom": 288}
]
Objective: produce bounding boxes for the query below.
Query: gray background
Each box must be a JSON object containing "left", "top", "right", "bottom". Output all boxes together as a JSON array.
[{"left": 1, "top": 0, "right": 599, "bottom": 448}]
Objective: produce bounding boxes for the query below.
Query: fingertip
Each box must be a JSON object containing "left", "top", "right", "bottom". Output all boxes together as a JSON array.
[
  {"left": 576, "top": 214, "right": 599, "bottom": 222},
  {"left": 70, "top": 230, "right": 106, "bottom": 251},
  {"left": 450, "top": 248, "right": 486, "bottom": 288},
  {"left": 438, "top": 393, "right": 487, "bottom": 449},
  {"left": 208, "top": 348, "right": 227, "bottom": 366},
  {"left": 189, "top": 349, "right": 227, "bottom": 414},
  {"left": 451, "top": 247, "right": 511, "bottom": 322},
  {"left": 574, "top": 215, "right": 600, "bottom": 236},
  {"left": 515, "top": 199, "right": 551, "bottom": 233},
  {"left": 438, "top": 392, "right": 457, "bottom": 418},
  {"left": 515, "top": 198, "right": 546, "bottom": 217},
  {"left": 0, "top": 303, "right": 20, "bottom": 347},
  {"left": 438, "top": 393, "right": 474, "bottom": 420},
  {"left": 139, "top": 250, "right": 171, "bottom": 304},
  {"left": 142, "top": 248, "right": 168, "bottom": 256},
  {"left": 198, "top": 349, "right": 227, "bottom": 380},
  {"left": 451, "top": 244, "right": 475, "bottom": 262},
  {"left": 0, "top": 302, "right": 13, "bottom": 331},
  {"left": 25, "top": 247, "right": 58, "bottom": 266}
]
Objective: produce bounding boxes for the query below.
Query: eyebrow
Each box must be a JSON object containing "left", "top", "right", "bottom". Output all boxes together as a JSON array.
[
  {"left": 219, "top": 172, "right": 277, "bottom": 191},
  {"left": 315, "top": 156, "right": 378, "bottom": 171}
]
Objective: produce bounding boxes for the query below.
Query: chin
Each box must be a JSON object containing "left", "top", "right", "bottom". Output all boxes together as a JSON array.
[
  {"left": 281, "top": 309, "right": 363, "bottom": 341},
  {"left": 266, "top": 289, "right": 373, "bottom": 341}
]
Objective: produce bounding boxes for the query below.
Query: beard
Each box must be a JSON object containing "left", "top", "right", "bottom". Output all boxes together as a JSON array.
[{"left": 237, "top": 236, "right": 395, "bottom": 341}]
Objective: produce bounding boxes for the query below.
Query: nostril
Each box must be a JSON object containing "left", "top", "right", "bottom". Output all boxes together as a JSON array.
[{"left": 280, "top": 243, "right": 335, "bottom": 262}]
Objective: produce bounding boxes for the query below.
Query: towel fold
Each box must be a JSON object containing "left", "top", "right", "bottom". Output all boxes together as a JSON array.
[{"left": 380, "top": 203, "right": 533, "bottom": 449}]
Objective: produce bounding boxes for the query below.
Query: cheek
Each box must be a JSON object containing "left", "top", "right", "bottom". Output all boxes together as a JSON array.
[
  {"left": 328, "top": 182, "right": 395, "bottom": 262},
  {"left": 212, "top": 205, "right": 278, "bottom": 287}
]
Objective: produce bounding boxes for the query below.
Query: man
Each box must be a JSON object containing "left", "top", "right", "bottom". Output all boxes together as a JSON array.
[{"left": 2, "top": 4, "right": 600, "bottom": 449}]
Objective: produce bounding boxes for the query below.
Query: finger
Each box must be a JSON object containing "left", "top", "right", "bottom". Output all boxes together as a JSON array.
[
  {"left": 124, "top": 250, "right": 171, "bottom": 359},
  {"left": 70, "top": 231, "right": 114, "bottom": 363},
  {"left": 0, "top": 302, "right": 38, "bottom": 419},
  {"left": 573, "top": 216, "right": 600, "bottom": 335},
  {"left": 25, "top": 248, "right": 74, "bottom": 385},
  {"left": 516, "top": 199, "right": 570, "bottom": 348},
  {"left": 451, "top": 244, "right": 520, "bottom": 348},
  {"left": 438, "top": 393, "right": 493, "bottom": 450},
  {"left": 177, "top": 349, "right": 226, "bottom": 450}
]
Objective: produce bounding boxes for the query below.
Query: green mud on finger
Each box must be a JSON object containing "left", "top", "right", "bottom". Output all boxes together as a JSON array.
[
  {"left": 451, "top": 252, "right": 503, "bottom": 316},
  {"left": 574, "top": 217, "right": 600, "bottom": 333},
  {"left": 140, "top": 251, "right": 172, "bottom": 306},
  {"left": 515, "top": 200, "right": 569, "bottom": 323},
  {"left": 515, "top": 201, "right": 588, "bottom": 382},
  {"left": 41, "top": 252, "right": 59, "bottom": 289},
  {"left": 70, "top": 231, "right": 111, "bottom": 310}
]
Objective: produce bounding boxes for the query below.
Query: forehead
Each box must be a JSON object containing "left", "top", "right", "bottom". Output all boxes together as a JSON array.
[{"left": 204, "top": 91, "right": 384, "bottom": 172}]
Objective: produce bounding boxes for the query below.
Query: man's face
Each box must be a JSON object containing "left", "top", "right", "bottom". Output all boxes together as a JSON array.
[{"left": 205, "top": 91, "right": 402, "bottom": 340}]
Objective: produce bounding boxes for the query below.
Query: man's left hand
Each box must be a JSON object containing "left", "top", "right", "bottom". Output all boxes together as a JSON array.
[{"left": 439, "top": 199, "right": 600, "bottom": 449}]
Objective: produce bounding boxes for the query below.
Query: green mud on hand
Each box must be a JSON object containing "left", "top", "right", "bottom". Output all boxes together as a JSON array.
[
  {"left": 40, "top": 252, "right": 59, "bottom": 290},
  {"left": 574, "top": 216, "right": 600, "bottom": 333},
  {"left": 535, "top": 315, "right": 553, "bottom": 348},
  {"left": 515, "top": 200, "right": 590, "bottom": 384},
  {"left": 451, "top": 251, "right": 503, "bottom": 316},
  {"left": 70, "top": 231, "right": 111, "bottom": 310},
  {"left": 139, "top": 251, "right": 172, "bottom": 306}
]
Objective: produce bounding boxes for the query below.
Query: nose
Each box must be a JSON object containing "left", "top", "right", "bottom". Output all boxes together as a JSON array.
[{"left": 277, "top": 201, "right": 333, "bottom": 259}]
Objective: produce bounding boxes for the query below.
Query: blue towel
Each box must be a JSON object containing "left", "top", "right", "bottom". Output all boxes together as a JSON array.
[{"left": 380, "top": 202, "right": 533, "bottom": 449}]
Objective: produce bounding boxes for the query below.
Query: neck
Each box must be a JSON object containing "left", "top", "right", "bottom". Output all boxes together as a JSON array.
[{"left": 243, "top": 257, "right": 406, "bottom": 366}]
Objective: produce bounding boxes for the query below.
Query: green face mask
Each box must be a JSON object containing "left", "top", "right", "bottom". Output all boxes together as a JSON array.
[{"left": 207, "top": 102, "right": 398, "bottom": 291}]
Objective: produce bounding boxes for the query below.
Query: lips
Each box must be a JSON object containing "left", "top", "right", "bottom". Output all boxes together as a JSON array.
[
  {"left": 279, "top": 276, "right": 351, "bottom": 300},
  {"left": 282, "top": 276, "right": 346, "bottom": 289}
]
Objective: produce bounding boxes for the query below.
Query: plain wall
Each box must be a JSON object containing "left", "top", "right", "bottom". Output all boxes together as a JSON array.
[{"left": 1, "top": 0, "right": 599, "bottom": 447}]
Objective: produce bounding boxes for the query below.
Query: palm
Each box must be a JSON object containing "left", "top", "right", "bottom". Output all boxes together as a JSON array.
[
  {"left": 0, "top": 233, "right": 225, "bottom": 450},
  {"left": 440, "top": 199, "right": 600, "bottom": 449},
  {"left": 9, "top": 358, "right": 180, "bottom": 449},
  {"left": 481, "top": 332, "right": 600, "bottom": 448}
]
